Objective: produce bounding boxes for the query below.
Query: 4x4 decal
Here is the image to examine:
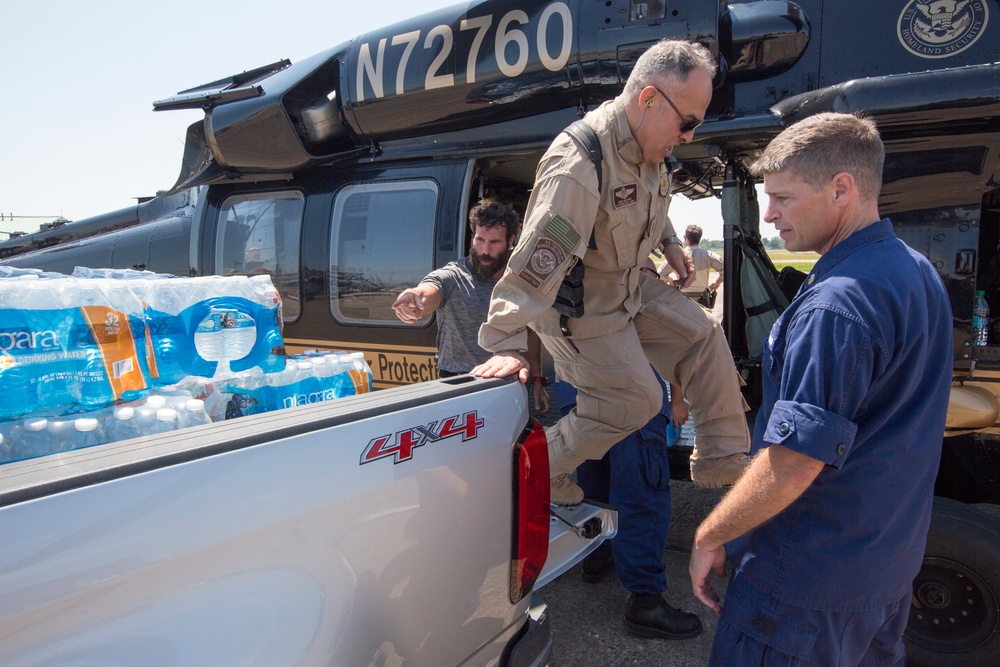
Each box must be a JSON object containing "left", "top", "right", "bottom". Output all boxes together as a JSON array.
[{"left": 361, "top": 411, "right": 485, "bottom": 465}]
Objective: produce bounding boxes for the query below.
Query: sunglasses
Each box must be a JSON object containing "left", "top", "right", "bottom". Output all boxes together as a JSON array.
[{"left": 651, "top": 85, "right": 703, "bottom": 134}]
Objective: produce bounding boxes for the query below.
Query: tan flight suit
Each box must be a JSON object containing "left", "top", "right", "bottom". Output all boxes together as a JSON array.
[
  {"left": 479, "top": 98, "right": 749, "bottom": 477},
  {"left": 679, "top": 245, "right": 724, "bottom": 298}
]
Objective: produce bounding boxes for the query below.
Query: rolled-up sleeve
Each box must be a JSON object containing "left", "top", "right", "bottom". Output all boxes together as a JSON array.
[
  {"left": 764, "top": 401, "right": 858, "bottom": 467},
  {"left": 765, "top": 306, "right": 877, "bottom": 467}
]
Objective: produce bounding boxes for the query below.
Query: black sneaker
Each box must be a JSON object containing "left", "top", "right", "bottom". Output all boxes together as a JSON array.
[
  {"left": 581, "top": 551, "right": 614, "bottom": 584},
  {"left": 623, "top": 592, "right": 703, "bottom": 640}
]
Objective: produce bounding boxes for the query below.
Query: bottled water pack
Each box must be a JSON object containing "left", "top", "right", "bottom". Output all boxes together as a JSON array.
[
  {"left": 127, "top": 275, "right": 285, "bottom": 384},
  {"left": 0, "top": 276, "right": 152, "bottom": 420},
  {"left": 206, "top": 351, "right": 373, "bottom": 420},
  {"left": 0, "top": 267, "right": 378, "bottom": 464}
]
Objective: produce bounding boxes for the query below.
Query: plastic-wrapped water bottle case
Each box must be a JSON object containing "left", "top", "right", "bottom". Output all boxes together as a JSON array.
[{"left": 0, "top": 269, "right": 372, "bottom": 463}]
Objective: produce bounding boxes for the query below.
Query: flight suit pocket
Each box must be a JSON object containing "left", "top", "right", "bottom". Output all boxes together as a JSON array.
[
  {"left": 610, "top": 221, "right": 639, "bottom": 270},
  {"left": 555, "top": 358, "right": 632, "bottom": 390},
  {"left": 638, "top": 279, "right": 713, "bottom": 342}
]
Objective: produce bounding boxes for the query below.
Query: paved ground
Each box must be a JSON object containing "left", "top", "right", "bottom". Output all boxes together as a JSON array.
[
  {"left": 534, "top": 283, "right": 731, "bottom": 665},
  {"left": 540, "top": 480, "right": 728, "bottom": 666}
]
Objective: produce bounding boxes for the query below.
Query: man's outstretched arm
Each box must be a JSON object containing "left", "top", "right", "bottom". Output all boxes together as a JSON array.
[{"left": 391, "top": 284, "right": 442, "bottom": 323}]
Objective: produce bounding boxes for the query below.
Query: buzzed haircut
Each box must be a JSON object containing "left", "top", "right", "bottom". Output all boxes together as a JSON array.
[
  {"left": 750, "top": 113, "right": 885, "bottom": 203},
  {"left": 469, "top": 198, "right": 519, "bottom": 242},
  {"left": 622, "top": 39, "right": 717, "bottom": 100},
  {"left": 685, "top": 225, "right": 703, "bottom": 244}
]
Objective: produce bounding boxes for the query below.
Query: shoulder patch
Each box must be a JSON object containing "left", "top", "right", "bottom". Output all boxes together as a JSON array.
[
  {"left": 613, "top": 184, "right": 638, "bottom": 208},
  {"left": 517, "top": 214, "right": 581, "bottom": 288}
]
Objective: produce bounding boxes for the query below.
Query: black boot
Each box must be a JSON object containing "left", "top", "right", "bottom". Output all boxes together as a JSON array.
[
  {"left": 623, "top": 592, "right": 703, "bottom": 640},
  {"left": 581, "top": 551, "right": 614, "bottom": 584}
]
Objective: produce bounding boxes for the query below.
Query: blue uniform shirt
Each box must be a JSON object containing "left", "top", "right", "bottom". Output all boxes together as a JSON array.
[{"left": 728, "top": 219, "right": 953, "bottom": 611}]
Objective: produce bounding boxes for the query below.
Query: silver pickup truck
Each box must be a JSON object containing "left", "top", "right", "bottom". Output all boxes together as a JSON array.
[{"left": 0, "top": 376, "right": 614, "bottom": 666}]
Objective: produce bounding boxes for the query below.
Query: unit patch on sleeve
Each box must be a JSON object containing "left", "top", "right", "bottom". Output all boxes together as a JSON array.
[
  {"left": 518, "top": 213, "right": 581, "bottom": 288},
  {"left": 613, "top": 184, "right": 638, "bottom": 209}
]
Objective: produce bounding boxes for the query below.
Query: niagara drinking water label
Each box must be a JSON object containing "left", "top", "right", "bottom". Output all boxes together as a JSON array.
[
  {"left": 0, "top": 305, "right": 148, "bottom": 419},
  {"left": 79, "top": 304, "right": 148, "bottom": 398}
]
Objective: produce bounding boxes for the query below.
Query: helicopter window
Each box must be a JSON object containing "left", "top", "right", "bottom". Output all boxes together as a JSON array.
[
  {"left": 329, "top": 180, "right": 438, "bottom": 326},
  {"left": 216, "top": 191, "right": 304, "bottom": 322}
]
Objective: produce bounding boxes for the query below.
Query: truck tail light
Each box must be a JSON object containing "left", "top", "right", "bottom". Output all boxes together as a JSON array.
[{"left": 510, "top": 417, "right": 550, "bottom": 604}]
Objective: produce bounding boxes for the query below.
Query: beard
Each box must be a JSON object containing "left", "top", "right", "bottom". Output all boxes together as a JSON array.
[{"left": 470, "top": 246, "right": 511, "bottom": 281}]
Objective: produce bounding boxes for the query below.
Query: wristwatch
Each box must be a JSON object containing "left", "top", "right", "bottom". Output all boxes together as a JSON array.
[{"left": 664, "top": 236, "right": 682, "bottom": 247}]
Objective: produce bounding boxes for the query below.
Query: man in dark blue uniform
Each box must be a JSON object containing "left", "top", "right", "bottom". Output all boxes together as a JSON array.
[
  {"left": 689, "top": 112, "right": 953, "bottom": 664},
  {"left": 555, "top": 364, "right": 702, "bottom": 640}
]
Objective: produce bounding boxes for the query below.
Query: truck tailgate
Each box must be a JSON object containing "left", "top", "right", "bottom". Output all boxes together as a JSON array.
[{"left": 538, "top": 501, "right": 617, "bottom": 589}]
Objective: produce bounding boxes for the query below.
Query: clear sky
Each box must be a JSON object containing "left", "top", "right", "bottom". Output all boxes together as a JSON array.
[{"left": 0, "top": 0, "right": 737, "bottom": 240}]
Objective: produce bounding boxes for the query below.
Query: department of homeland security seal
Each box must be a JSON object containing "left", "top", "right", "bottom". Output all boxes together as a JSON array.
[
  {"left": 897, "top": 0, "right": 989, "bottom": 59},
  {"left": 521, "top": 239, "right": 564, "bottom": 288},
  {"left": 516, "top": 213, "right": 579, "bottom": 288}
]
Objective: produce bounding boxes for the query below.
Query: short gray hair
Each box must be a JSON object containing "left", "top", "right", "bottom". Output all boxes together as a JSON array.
[
  {"left": 750, "top": 113, "right": 885, "bottom": 202},
  {"left": 622, "top": 40, "right": 717, "bottom": 99}
]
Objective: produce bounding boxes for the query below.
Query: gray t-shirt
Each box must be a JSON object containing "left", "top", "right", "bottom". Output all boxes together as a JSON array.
[{"left": 420, "top": 256, "right": 497, "bottom": 373}]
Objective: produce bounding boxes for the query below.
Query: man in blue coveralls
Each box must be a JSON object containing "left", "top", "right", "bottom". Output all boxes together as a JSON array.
[
  {"left": 555, "top": 361, "right": 702, "bottom": 640},
  {"left": 689, "top": 112, "right": 952, "bottom": 665}
]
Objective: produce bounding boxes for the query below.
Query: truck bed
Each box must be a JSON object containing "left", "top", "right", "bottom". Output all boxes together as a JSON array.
[{"left": 0, "top": 376, "right": 613, "bottom": 666}]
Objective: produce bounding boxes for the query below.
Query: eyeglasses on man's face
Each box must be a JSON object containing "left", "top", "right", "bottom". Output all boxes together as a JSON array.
[{"left": 650, "top": 85, "right": 703, "bottom": 134}]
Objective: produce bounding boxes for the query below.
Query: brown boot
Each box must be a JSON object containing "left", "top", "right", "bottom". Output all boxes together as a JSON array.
[
  {"left": 550, "top": 473, "right": 584, "bottom": 505},
  {"left": 690, "top": 452, "right": 750, "bottom": 489}
]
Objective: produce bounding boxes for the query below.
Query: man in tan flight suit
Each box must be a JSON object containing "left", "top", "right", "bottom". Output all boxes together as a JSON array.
[{"left": 473, "top": 40, "right": 750, "bottom": 503}]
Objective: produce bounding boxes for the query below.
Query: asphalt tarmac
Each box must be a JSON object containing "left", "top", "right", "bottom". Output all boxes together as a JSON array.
[{"left": 539, "top": 480, "right": 728, "bottom": 667}]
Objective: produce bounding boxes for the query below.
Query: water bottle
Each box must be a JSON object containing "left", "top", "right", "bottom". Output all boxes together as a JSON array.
[
  {"left": 153, "top": 384, "right": 195, "bottom": 411},
  {"left": 75, "top": 349, "right": 113, "bottom": 410},
  {"left": 141, "top": 277, "right": 198, "bottom": 385},
  {"left": 309, "top": 356, "right": 336, "bottom": 400},
  {"left": 973, "top": 290, "right": 990, "bottom": 347},
  {"left": 268, "top": 362, "right": 302, "bottom": 411},
  {"left": 134, "top": 395, "right": 168, "bottom": 433},
  {"left": 74, "top": 417, "right": 106, "bottom": 450},
  {"left": 1, "top": 366, "right": 39, "bottom": 421},
  {"left": 104, "top": 406, "right": 142, "bottom": 443},
  {"left": 179, "top": 399, "right": 213, "bottom": 428},
  {"left": 350, "top": 352, "right": 373, "bottom": 394},
  {"left": 12, "top": 418, "right": 54, "bottom": 461},
  {"left": 295, "top": 360, "right": 320, "bottom": 405},
  {"left": 193, "top": 315, "right": 226, "bottom": 366},
  {"left": 176, "top": 377, "right": 227, "bottom": 423},
  {"left": 45, "top": 417, "right": 79, "bottom": 453},
  {"left": 227, "top": 367, "right": 272, "bottom": 417},
  {"left": 149, "top": 408, "right": 180, "bottom": 435},
  {"left": 224, "top": 309, "right": 258, "bottom": 362}
]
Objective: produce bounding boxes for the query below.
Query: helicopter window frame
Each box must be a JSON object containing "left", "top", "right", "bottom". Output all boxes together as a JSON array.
[
  {"left": 214, "top": 190, "right": 304, "bottom": 322},
  {"left": 328, "top": 179, "right": 439, "bottom": 327}
]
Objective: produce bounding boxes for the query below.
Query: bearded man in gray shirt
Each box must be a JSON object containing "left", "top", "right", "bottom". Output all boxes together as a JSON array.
[{"left": 393, "top": 198, "right": 549, "bottom": 413}]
